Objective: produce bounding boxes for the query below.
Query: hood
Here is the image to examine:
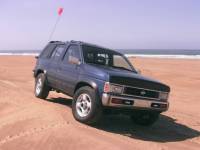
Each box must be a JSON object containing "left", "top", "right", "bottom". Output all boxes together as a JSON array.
[
  {"left": 83, "top": 64, "right": 170, "bottom": 92},
  {"left": 82, "top": 64, "right": 110, "bottom": 80}
]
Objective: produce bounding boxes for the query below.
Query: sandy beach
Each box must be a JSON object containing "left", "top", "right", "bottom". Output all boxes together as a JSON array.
[{"left": 0, "top": 56, "right": 200, "bottom": 150}]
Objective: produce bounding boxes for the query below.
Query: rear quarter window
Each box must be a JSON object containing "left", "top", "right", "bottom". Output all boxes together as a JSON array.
[{"left": 40, "top": 44, "right": 56, "bottom": 58}]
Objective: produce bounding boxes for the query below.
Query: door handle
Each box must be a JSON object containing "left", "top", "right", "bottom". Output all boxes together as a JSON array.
[
  {"left": 57, "top": 68, "right": 61, "bottom": 72},
  {"left": 75, "top": 64, "right": 80, "bottom": 69}
]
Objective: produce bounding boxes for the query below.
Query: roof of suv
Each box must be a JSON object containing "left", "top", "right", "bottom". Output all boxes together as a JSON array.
[{"left": 49, "top": 40, "right": 122, "bottom": 55}]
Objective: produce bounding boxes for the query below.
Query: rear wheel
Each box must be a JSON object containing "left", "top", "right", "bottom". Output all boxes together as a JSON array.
[
  {"left": 72, "top": 86, "right": 102, "bottom": 125},
  {"left": 35, "top": 73, "right": 50, "bottom": 99},
  {"left": 130, "top": 111, "right": 160, "bottom": 126}
]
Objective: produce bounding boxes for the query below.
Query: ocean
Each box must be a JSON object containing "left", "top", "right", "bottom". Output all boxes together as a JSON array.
[{"left": 0, "top": 49, "right": 200, "bottom": 59}]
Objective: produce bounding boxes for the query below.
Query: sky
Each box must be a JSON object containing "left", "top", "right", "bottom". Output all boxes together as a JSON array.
[{"left": 0, "top": 0, "right": 200, "bottom": 50}]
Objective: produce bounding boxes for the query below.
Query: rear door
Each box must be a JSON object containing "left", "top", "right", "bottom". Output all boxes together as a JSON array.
[
  {"left": 35, "top": 44, "right": 56, "bottom": 74},
  {"left": 47, "top": 45, "right": 66, "bottom": 88},
  {"left": 57, "top": 44, "right": 82, "bottom": 95}
]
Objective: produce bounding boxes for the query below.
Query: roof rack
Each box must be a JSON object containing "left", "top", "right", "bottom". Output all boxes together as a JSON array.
[
  {"left": 70, "top": 40, "right": 82, "bottom": 44},
  {"left": 49, "top": 41, "right": 63, "bottom": 43},
  {"left": 49, "top": 40, "right": 83, "bottom": 44},
  {"left": 70, "top": 40, "right": 76, "bottom": 43}
]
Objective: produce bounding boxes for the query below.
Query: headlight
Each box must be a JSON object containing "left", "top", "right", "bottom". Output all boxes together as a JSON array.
[
  {"left": 110, "top": 84, "right": 123, "bottom": 94},
  {"left": 159, "top": 92, "right": 169, "bottom": 100},
  {"left": 104, "top": 82, "right": 123, "bottom": 94}
]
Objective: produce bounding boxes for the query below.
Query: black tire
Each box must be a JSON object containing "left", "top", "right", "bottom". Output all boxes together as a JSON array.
[
  {"left": 72, "top": 86, "right": 102, "bottom": 125},
  {"left": 34, "top": 73, "right": 50, "bottom": 99},
  {"left": 130, "top": 111, "right": 160, "bottom": 126}
]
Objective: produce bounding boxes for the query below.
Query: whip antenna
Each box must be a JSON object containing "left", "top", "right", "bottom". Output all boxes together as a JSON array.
[{"left": 48, "top": 7, "right": 64, "bottom": 41}]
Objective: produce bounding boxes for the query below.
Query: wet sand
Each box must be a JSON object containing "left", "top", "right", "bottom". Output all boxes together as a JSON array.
[{"left": 0, "top": 56, "right": 200, "bottom": 150}]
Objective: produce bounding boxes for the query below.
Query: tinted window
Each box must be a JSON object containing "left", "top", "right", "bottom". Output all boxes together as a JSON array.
[
  {"left": 40, "top": 44, "right": 56, "bottom": 58},
  {"left": 51, "top": 45, "right": 65, "bottom": 61},
  {"left": 82, "top": 45, "right": 113, "bottom": 66},
  {"left": 113, "top": 55, "right": 132, "bottom": 70},
  {"left": 64, "top": 45, "right": 81, "bottom": 62},
  {"left": 82, "top": 45, "right": 135, "bottom": 72}
]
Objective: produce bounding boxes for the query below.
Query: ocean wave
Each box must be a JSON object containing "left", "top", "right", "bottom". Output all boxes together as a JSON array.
[
  {"left": 125, "top": 54, "right": 200, "bottom": 59},
  {"left": 0, "top": 53, "right": 200, "bottom": 59},
  {"left": 0, "top": 53, "right": 39, "bottom": 56}
]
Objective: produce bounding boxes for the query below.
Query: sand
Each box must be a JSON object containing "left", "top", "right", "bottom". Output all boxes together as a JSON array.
[{"left": 0, "top": 56, "right": 200, "bottom": 150}]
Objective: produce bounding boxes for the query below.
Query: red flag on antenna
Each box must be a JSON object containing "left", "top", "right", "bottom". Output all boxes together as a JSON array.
[{"left": 58, "top": 7, "right": 63, "bottom": 16}]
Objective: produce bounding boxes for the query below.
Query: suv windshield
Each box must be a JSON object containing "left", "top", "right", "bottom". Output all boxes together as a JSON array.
[{"left": 82, "top": 45, "right": 135, "bottom": 72}]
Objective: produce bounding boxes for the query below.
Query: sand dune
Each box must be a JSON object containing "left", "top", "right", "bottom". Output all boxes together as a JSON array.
[{"left": 0, "top": 56, "right": 200, "bottom": 150}]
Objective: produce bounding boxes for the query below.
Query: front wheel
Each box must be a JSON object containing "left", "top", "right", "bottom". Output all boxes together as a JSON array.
[
  {"left": 130, "top": 111, "right": 160, "bottom": 126},
  {"left": 35, "top": 73, "right": 50, "bottom": 99},
  {"left": 72, "top": 86, "right": 102, "bottom": 125}
]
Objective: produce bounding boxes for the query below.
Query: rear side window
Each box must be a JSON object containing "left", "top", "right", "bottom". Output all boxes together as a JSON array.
[
  {"left": 51, "top": 45, "right": 66, "bottom": 61},
  {"left": 40, "top": 44, "right": 56, "bottom": 58},
  {"left": 63, "top": 45, "right": 81, "bottom": 62}
]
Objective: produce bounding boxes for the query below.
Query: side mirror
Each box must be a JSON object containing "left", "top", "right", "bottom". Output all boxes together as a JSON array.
[
  {"left": 69, "top": 56, "right": 81, "bottom": 65},
  {"left": 136, "top": 69, "right": 142, "bottom": 74},
  {"left": 35, "top": 55, "right": 39, "bottom": 59}
]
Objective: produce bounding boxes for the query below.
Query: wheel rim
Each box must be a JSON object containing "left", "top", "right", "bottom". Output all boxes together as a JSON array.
[
  {"left": 76, "top": 93, "right": 92, "bottom": 117},
  {"left": 35, "top": 78, "right": 42, "bottom": 95}
]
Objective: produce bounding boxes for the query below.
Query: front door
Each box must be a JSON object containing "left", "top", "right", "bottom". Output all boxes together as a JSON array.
[{"left": 57, "top": 44, "right": 81, "bottom": 95}]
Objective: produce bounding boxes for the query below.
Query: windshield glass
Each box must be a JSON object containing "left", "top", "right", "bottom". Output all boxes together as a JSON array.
[{"left": 82, "top": 45, "right": 135, "bottom": 72}]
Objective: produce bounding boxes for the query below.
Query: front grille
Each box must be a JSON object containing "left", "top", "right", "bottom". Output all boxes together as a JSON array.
[
  {"left": 123, "top": 86, "right": 159, "bottom": 99},
  {"left": 110, "top": 76, "right": 170, "bottom": 92}
]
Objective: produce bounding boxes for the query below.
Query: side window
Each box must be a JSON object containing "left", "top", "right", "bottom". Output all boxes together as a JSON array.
[
  {"left": 85, "top": 52, "right": 94, "bottom": 63},
  {"left": 96, "top": 53, "right": 109, "bottom": 65},
  {"left": 40, "top": 44, "right": 56, "bottom": 58},
  {"left": 64, "top": 45, "right": 81, "bottom": 62},
  {"left": 50, "top": 45, "right": 65, "bottom": 61},
  {"left": 113, "top": 55, "right": 132, "bottom": 70}
]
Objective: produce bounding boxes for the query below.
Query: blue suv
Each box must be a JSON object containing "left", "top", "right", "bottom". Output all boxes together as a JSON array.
[{"left": 33, "top": 41, "right": 170, "bottom": 126}]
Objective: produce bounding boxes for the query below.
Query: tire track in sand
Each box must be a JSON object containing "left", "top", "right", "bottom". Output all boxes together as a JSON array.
[
  {"left": 0, "top": 80, "right": 18, "bottom": 88},
  {"left": 0, "top": 121, "right": 69, "bottom": 146}
]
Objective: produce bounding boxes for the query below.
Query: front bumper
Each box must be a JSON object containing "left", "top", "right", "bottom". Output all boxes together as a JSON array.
[{"left": 102, "top": 93, "right": 169, "bottom": 112}]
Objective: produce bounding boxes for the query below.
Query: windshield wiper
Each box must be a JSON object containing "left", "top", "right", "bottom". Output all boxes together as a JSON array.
[
  {"left": 87, "top": 63, "right": 134, "bottom": 72},
  {"left": 111, "top": 66, "right": 133, "bottom": 72}
]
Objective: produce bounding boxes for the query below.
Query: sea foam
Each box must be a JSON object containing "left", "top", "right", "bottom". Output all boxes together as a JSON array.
[
  {"left": 1, "top": 52, "right": 200, "bottom": 59},
  {"left": 125, "top": 54, "right": 200, "bottom": 59}
]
